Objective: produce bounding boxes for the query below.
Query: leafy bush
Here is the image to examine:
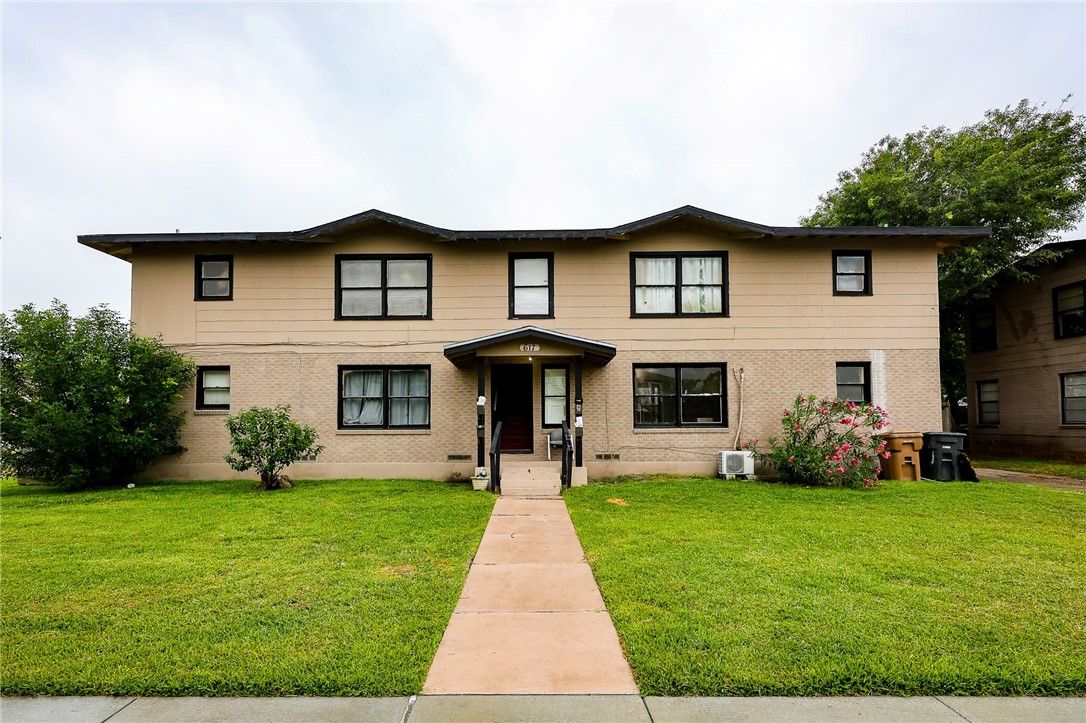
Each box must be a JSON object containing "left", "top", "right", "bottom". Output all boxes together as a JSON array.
[
  {"left": 0, "top": 301, "right": 194, "bottom": 490},
  {"left": 747, "top": 394, "right": 890, "bottom": 489},
  {"left": 224, "top": 405, "right": 323, "bottom": 490}
]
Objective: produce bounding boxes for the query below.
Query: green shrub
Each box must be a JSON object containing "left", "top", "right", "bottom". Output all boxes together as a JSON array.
[
  {"left": 748, "top": 394, "right": 890, "bottom": 489},
  {"left": 0, "top": 301, "right": 194, "bottom": 490},
  {"left": 224, "top": 405, "right": 323, "bottom": 489}
]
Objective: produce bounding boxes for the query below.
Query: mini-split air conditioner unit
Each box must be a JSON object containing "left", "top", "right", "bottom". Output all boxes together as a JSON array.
[{"left": 718, "top": 450, "right": 755, "bottom": 479}]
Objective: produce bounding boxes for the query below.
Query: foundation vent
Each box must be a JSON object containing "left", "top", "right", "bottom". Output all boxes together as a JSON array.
[
  {"left": 447, "top": 454, "right": 472, "bottom": 461},
  {"left": 595, "top": 453, "right": 621, "bottom": 461}
]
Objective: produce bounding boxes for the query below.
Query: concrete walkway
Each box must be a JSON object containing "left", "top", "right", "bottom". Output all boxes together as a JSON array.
[
  {"left": 421, "top": 497, "right": 637, "bottom": 694},
  {"left": 4, "top": 694, "right": 1083, "bottom": 722}
]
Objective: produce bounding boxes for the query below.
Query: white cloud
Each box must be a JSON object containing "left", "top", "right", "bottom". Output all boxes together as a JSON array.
[{"left": 3, "top": 2, "right": 1083, "bottom": 316}]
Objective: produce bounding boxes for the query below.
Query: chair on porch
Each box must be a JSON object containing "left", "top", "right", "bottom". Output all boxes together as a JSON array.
[{"left": 546, "top": 428, "right": 564, "bottom": 461}]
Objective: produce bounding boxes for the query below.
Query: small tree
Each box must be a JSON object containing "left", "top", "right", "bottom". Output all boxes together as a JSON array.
[
  {"left": 747, "top": 395, "right": 890, "bottom": 489},
  {"left": 0, "top": 301, "right": 194, "bottom": 490},
  {"left": 224, "top": 405, "right": 323, "bottom": 490}
]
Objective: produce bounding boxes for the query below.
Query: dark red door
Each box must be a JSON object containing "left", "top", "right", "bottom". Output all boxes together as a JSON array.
[{"left": 492, "top": 364, "right": 533, "bottom": 453}]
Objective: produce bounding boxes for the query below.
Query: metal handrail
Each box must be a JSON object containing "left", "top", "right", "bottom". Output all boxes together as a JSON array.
[
  {"left": 488, "top": 421, "right": 503, "bottom": 493},
  {"left": 561, "top": 421, "right": 573, "bottom": 489}
]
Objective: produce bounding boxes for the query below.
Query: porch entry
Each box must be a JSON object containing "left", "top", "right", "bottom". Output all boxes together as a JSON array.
[{"left": 492, "top": 364, "right": 533, "bottom": 453}]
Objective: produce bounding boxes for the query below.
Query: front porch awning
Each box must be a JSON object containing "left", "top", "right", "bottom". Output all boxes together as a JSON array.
[{"left": 443, "top": 326, "right": 617, "bottom": 368}]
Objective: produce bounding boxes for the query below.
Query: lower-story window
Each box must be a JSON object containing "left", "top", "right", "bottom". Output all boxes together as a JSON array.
[
  {"left": 339, "top": 366, "right": 430, "bottom": 429},
  {"left": 1062, "top": 372, "right": 1086, "bottom": 424},
  {"left": 633, "top": 363, "right": 726, "bottom": 427},
  {"left": 977, "top": 380, "right": 999, "bottom": 425},
  {"left": 836, "top": 362, "right": 871, "bottom": 403},
  {"left": 196, "top": 366, "right": 230, "bottom": 409}
]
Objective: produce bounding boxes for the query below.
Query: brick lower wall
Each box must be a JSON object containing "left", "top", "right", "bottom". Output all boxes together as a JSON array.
[{"left": 145, "top": 347, "right": 942, "bottom": 480}]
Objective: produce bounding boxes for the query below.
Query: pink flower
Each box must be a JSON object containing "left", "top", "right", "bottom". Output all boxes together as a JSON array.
[
  {"left": 881, "top": 452, "right": 891, "bottom": 459},
  {"left": 787, "top": 455, "right": 795, "bottom": 462},
  {"left": 841, "top": 417, "right": 853, "bottom": 425},
  {"left": 851, "top": 458, "right": 860, "bottom": 465},
  {"left": 841, "top": 443, "right": 850, "bottom": 452},
  {"left": 836, "top": 466, "right": 845, "bottom": 473}
]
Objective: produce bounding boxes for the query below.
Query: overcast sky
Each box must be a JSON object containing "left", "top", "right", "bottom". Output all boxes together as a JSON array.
[{"left": 4, "top": 2, "right": 1084, "bottom": 317}]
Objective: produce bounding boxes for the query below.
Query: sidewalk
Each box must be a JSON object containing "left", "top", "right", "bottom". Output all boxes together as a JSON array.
[
  {"left": 3, "top": 694, "right": 1083, "bottom": 722},
  {"left": 422, "top": 497, "right": 637, "bottom": 694}
]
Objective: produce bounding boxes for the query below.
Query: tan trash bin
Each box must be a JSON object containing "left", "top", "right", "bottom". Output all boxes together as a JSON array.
[{"left": 877, "top": 431, "right": 922, "bottom": 481}]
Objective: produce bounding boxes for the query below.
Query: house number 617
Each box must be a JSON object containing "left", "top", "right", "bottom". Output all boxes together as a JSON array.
[{"left": 519, "top": 344, "right": 540, "bottom": 352}]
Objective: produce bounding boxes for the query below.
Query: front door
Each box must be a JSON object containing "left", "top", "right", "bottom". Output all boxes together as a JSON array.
[{"left": 492, "top": 364, "right": 533, "bottom": 453}]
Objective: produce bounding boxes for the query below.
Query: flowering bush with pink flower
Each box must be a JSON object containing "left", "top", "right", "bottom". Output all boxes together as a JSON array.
[{"left": 745, "top": 394, "right": 890, "bottom": 489}]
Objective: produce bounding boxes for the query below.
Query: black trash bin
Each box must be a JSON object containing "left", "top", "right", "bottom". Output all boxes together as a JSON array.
[{"left": 921, "top": 432, "right": 967, "bottom": 481}]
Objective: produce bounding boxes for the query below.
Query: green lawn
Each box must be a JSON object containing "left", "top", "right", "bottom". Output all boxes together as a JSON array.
[
  {"left": 1, "top": 478, "right": 494, "bottom": 696},
  {"left": 566, "top": 476, "right": 1086, "bottom": 696},
  {"left": 972, "top": 456, "right": 1086, "bottom": 480}
]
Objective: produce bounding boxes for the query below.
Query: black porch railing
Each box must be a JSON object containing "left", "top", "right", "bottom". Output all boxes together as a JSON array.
[
  {"left": 488, "top": 421, "right": 503, "bottom": 493},
  {"left": 561, "top": 421, "right": 574, "bottom": 489}
]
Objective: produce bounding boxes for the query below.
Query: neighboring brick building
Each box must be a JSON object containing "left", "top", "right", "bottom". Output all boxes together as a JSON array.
[
  {"left": 965, "top": 239, "right": 1086, "bottom": 462},
  {"left": 79, "top": 206, "right": 988, "bottom": 481}
]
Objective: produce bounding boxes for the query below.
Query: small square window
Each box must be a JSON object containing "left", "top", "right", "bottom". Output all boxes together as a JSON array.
[
  {"left": 196, "top": 366, "right": 230, "bottom": 409},
  {"left": 836, "top": 362, "right": 871, "bottom": 403},
  {"left": 977, "top": 380, "right": 999, "bottom": 426},
  {"left": 833, "top": 250, "right": 872, "bottom": 296},
  {"left": 195, "top": 256, "right": 233, "bottom": 300},
  {"left": 1053, "top": 281, "right": 1086, "bottom": 339},
  {"left": 1062, "top": 372, "right": 1086, "bottom": 424}
]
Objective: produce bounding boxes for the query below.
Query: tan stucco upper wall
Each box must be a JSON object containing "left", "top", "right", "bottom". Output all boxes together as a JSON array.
[{"left": 130, "top": 227, "right": 941, "bottom": 350}]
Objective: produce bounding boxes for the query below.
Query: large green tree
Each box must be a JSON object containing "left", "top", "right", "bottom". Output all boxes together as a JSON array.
[
  {"left": 1, "top": 301, "right": 195, "bottom": 490},
  {"left": 803, "top": 98, "right": 1086, "bottom": 400}
]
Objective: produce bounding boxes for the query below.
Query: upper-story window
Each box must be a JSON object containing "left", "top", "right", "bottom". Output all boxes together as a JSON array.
[
  {"left": 336, "top": 255, "right": 431, "bottom": 320},
  {"left": 970, "top": 305, "right": 998, "bottom": 352},
  {"left": 631, "top": 252, "right": 727, "bottom": 317},
  {"left": 836, "top": 362, "right": 871, "bottom": 403},
  {"left": 196, "top": 366, "right": 230, "bottom": 410},
  {"left": 833, "top": 250, "right": 872, "bottom": 295},
  {"left": 195, "top": 255, "right": 233, "bottom": 300},
  {"left": 509, "top": 253, "right": 554, "bottom": 319},
  {"left": 1053, "top": 281, "right": 1086, "bottom": 339}
]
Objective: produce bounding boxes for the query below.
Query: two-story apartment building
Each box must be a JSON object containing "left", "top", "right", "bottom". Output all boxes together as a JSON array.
[
  {"left": 79, "top": 206, "right": 988, "bottom": 482},
  {"left": 965, "top": 239, "right": 1086, "bottom": 462}
]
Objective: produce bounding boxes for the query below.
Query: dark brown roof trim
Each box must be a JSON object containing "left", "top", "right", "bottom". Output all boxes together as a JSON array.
[{"left": 79, "top": 205, "right": 991, "bottom": 258}]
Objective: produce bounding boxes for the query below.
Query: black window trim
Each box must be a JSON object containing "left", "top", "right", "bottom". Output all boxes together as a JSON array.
[
  {"left": 508, "top": 252, "right": 555, "bottom": 319},
  {"left": 976, "top": 379, "right": 1000, "bottom": 427},
  {"left": 632, "top": 362, "right": 728, "bottom": 428},
  {"left": 835, "top": 361, "right": 872, "bottom": 403},
  {"left": 335, "top": 254, "right": 433, "bottom": 320},
  {"left": 832, "top": 250, "right": 873, "bottom": 296},
  {"left": 1052, "top": 280, "right": 1086, "bottom": 340},
  {"left": 629, "top": 251, "right": 729, "bottom": 318},
  {"left": 196, "top": 365, "right": 231, "bottom": 410},
  {"left": 338, "top": 364, "right": 431, "bottom": 430},
  {"left": 1061, "top": 371, "right": 1086, "bottom": 425},
  {"left": 195, "top": 255, "right": 234, "bottom": 301},
  {"left": 541, "top": 364, "right": 569, "bottom": 428},
  {"left": 970, "top": 304, "right": 998, "bottom": 353}
]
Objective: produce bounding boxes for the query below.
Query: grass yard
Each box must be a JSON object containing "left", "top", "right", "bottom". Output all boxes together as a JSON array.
[
  {"left": 1, "top": 478, "right": 494, "bottom": 697},
  {"left": 566, "top": 476, "right": 1086, "bottom": 696},
  {"left": 972, "top": 456, "right": 1086, "bottom": 480}
]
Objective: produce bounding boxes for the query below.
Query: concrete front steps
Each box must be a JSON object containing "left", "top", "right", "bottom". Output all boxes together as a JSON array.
[{"left": 499, "top": 460, "right": 562, "bottom": 498}]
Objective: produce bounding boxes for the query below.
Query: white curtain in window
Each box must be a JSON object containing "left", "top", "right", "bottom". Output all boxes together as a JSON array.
[
  {"left": 681, "top": 257, "right": 722, "bottom": 285},
  {"left": 635, "top": 258, "right": 676, "bottom": 313},
  {"left": 515, "top": 257, "right": 549, "bottom": 286},
  {"left": 341, "top": 260, "right": 382, "bottom": 287},
  {"left": 543, "top": 368, "right": 567, "bottom": 425},
  {"left": 202, "top": 370, "right": 230, "bottom": 405},
  {"left": 389, "top": 369, "right": 429, "bottom": 426},
  {"left": 342, "top": 289, "right": 382, "bottom": 316},
  {"left": 387, "top": 289, "right": 427, "bottom": 316},
  {"left": 343, "top": 370, "right": 383, "bottom": 425},
  {"left": 635, "top": 258, "right": 675, "bottom": 285},
  {"left": 387, "top": 260, "right": 427, "bottom": 287},
  {"left": 514, "top": 288, "right": 549, "bottom": 315}
]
